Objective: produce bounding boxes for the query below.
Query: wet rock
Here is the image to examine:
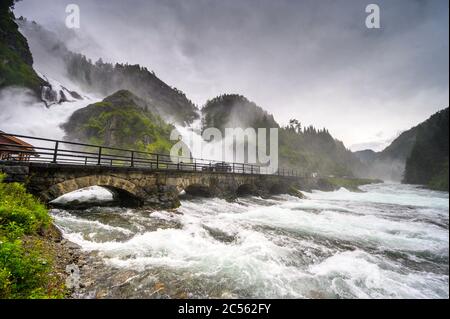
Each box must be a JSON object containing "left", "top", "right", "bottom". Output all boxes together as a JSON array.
[
  {"left": 203, "top": 225, "right": 237, "bottom": 244},
  {"left": 110, "top": 270, "right": 139, "bottom": 288},
  {"left": 288, "top": 186, "right": 307, "bottom": 199},
  {"left": 96, "top": 289, "right": 109, "bottom": 299}
]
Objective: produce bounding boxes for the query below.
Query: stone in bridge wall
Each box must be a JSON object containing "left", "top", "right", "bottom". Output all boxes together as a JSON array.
[{"left": 0, "top": 164, "right": 29, "bottom": 183}]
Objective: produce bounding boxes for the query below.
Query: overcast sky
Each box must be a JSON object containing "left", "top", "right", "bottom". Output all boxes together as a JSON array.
[{"left": 14, "top": 0, "right": 449, "bottom": 151}]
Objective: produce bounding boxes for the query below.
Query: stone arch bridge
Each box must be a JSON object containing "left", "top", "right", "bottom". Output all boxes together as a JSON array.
[{"left": 0, "top": 162, "right": 316, "bottom": 208}]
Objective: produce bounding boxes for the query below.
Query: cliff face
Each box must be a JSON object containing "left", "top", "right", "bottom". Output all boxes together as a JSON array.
[
  {"left": 0, "top": 2, "right": 46, "bottom": 95},
  {"left": 62, "top": 90, "right": 176, "bottom": 154}
]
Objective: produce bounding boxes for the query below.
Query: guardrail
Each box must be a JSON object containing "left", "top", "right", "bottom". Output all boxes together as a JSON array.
[{"left": 0, "top": 133, "right": 304, "bottom": 177}]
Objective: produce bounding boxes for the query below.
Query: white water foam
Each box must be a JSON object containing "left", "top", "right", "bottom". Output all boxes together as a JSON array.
[{"left": 52, "top": 183, "right": 449, "bottom": 299}]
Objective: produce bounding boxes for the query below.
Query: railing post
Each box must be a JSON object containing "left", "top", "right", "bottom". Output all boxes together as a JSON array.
[
  {"left": 52, "top": 141, "right": 59, "bottom": 163},
  {"left": 156, "top": 154, "right": 159, "bottom": 169},
  {"left": 97, "top": 147, "right": 102, "bottom": 165},
  {"left": 251, "top": 165, "right": 253, "bottom": 175},
  {"left": 242, "top": 164, "right": 245, "bottom": 174},
  {"left": 194, "top": 159, "right": 197, "bottom": 171},
  {"left": 131, "top": 151, "right": 134, "bottom": 167},
  {"left": 85, "top": 157, "right": 88, "bottom": 165},
  {"left": 232, "top": 163, "right": 235, "bottom": 173}
]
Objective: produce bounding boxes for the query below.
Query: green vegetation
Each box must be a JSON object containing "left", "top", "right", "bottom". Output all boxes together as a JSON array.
[
  {"left": 403, "top": 108, "right": 449, "bottom": 191},
  {"left": 201, "top": 94, "right": 366, "bottom": 178},
  {"left": 64, "top": 54, "right": 199, "bottom": 124},
  {"left": 279, "top": 123, "right": 365, "bottom": 177},
  {"left": 62, "top": 90, "right": 177, "bottom": 154},
  {"left": 202, "top": 94, "right": 279, "bottom": 132},
  {"left": 0, "top": 1, "right": 45, "bottom": 95},
  {"left": 0, "top": 173, "right": 65, "bottom": 299}
]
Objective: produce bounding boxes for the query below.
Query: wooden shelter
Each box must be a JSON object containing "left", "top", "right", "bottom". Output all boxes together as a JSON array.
[{"left": 0, "top": 132, "right": 37, "bottom": 161}]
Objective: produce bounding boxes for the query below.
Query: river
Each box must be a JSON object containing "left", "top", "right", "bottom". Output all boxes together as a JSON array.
[{"left": 50, "top": 183, "right": 449, "bottom": 299}]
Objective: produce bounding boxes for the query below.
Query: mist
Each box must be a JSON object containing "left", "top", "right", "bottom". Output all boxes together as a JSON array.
[
  {"left": 14, "top": 0, "right": 450, "bottom": 149},
  {"left": 0, "top": 87, "right": 95, "bottom": 143}
]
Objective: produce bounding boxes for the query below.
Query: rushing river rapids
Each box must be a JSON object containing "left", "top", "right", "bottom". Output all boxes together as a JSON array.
[{"left": 51, "top": 183, "right": 449, "bottom": 299}]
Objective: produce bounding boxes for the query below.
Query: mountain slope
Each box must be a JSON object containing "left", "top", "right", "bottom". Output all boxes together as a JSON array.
[
  {"left": 378, "top": 127, "right": 418, "bottom": 162},
  {"left": 62, "top": 90, "right": 176, "bottom": 154},
  {"left": 17, "top": 19, "right": 199, "bottom": 125},
  {"left": 354, "top": 120, "right": 422, "bottom": 181},
  {"left": 202, "top": 94, "right": 279, "bottom": 131},
  {"left": 355, "top": 107, "right": 449, "bottom": 187},
  {"left": 201, "top": 94, "right": 366, "bottom": 177},
  {"left": 0, "top": 1, "right": 46, "bottom": 95},
  {"left": 403, "top": 108, "right": 449, "bottom": 191}
]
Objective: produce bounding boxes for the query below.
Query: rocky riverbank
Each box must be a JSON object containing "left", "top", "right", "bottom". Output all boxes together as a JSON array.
[{"left": 31, "top": 223, "right": 87, "bottom": 298}]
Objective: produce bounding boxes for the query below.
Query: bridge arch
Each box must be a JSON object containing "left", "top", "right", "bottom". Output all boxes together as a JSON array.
[
  {"left": 268, "top": 182, "right": 288, "bottom": 195},
  {"left": 167, "top": 176, "right": 216, "bottom": 197},
  {"left": 184, "top": 184, "right": 214, "bottom": 197},
  {"left": 236, "top": 183, "right": 258, "bottom": 196},
  {"left": 42, "top": 175, "right": 148, "bottom": 206}
]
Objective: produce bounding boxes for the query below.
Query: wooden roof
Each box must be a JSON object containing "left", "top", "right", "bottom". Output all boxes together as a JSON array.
[{"left": 0, "top": 131, "right": 36, "bottom": 152}]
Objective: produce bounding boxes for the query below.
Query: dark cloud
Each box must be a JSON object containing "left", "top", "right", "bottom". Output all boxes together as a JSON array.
[{"left": 14, "top": 0, "right": 449, "bottom": 149}]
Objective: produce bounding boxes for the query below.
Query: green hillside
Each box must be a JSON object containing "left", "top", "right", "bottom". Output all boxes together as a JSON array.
[
  {"left": 62, "top": 90, "right": 176, "bottom": 154},
  {"left": 201, "top": 94, "right": 365, "bottom": 177}
]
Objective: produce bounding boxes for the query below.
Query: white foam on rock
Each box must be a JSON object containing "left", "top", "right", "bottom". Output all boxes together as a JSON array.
[{"left": 51, "top": 186, "right": 114, "bottom": 205}]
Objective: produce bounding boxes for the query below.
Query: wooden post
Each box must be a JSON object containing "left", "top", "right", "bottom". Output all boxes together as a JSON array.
[{"left": 131, "top": 151, "right": 134, "bottom": 167}]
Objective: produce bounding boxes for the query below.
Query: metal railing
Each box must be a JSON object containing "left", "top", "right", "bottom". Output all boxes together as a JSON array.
[{"left": 0, "top": 133, "right": 304, "bottom": 177}]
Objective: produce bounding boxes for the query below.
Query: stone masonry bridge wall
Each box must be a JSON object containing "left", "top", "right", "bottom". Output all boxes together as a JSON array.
[{"left": 0, "top": 162, "right": 317, "bottom": 208}]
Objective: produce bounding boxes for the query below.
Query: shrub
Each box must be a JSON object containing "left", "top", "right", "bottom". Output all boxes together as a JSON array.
[
  {"left": 0, "top": 174, "right": 51, "bottom": 233},
  {"left": 0, "top": 173, "right": 64, "bottom": 298}
]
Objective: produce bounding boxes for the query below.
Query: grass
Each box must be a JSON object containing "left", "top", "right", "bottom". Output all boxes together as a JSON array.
[{"left": 0, "top": 173, "right": 65, "bottom": 299}]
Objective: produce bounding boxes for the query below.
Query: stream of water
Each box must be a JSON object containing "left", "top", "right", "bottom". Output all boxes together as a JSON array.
[{"left": 51, "top": 183, "right": 449, "bottom": 299}]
